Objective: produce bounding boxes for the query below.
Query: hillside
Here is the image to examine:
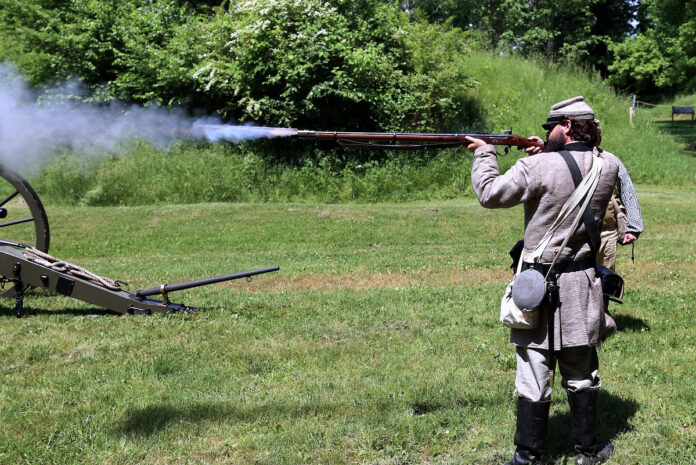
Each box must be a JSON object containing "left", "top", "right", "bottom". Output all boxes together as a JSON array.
[{"left": 465, "top": 52, "right": 696, "bottom": 186}]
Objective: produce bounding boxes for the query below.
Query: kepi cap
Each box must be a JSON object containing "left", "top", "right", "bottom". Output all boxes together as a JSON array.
[{"left": 542, "top": 96, "right": 595, "bottom": 130}]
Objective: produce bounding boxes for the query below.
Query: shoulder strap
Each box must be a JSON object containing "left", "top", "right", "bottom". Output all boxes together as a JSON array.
[{"left": 558, "top": 150, "right": 601, "bottom": 254}]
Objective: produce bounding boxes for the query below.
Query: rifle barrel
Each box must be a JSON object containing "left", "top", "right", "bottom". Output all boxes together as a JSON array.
[
  {"left": 136, "top": 266, "right": 279, "bottom": 298},
  {"left": 295, "top": 130, "right": 542, "bottom": 147}
]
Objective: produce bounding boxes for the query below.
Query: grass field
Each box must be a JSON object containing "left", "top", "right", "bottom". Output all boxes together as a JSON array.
[
  {"left": 1, "top": 185, "right": 694, "bottom": 465},
  {"left": 640, "top": 101, "right": 696, "bottom": 153}
]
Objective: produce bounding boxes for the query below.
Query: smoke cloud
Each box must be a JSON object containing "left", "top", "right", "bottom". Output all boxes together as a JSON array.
[{"left": 0, "top": 64, "right": 293, "bottom": 174}]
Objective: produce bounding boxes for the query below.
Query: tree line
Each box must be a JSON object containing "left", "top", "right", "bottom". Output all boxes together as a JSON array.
[
  {"left": 398, "top": 0, "right": 695, "bottom": 96},
  {"left": 0, "top": 0, "right": 693, "bottom": 132}
]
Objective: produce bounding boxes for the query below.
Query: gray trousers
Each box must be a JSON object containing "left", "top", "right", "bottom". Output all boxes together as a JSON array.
[{"left": 515, "top": 346, "right": 600, "bottom": 402}]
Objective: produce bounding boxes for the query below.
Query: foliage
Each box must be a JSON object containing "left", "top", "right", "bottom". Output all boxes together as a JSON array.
[
  {"left": 0, "top": 0, "right": 208, "bottom": 104},
  {"left": 0, "top": 0, "right": 480, "bottom": 131},
  {"left": 402, "top": 16, "right": 484, "bottom": 131},
  {"left": 105, "top": 1, "right": 210, "bottom": 107},
  {"left": 608, "top": 0, "right": 696, "bottom": 94},
  {"left": 194, "top": 0, "right": 478, "bottom": 131},
  {"left": 29, "top": 51, "right": 696, "bottom": 206},
  {"left": 32, "top": 142, "right": 474, "bottom": 205},
  {"left": 398, "top": 0, "right": 637, "bottom": 75},
  {"left": 2, "top": 0, "right": 694, "bottom": 201}
]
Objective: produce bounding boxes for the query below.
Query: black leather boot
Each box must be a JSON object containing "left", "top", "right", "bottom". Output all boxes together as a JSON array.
[
  {"left": 504, "top": 397, "right": 550, "bottom": 465},
  {"left": 567, "top": 389, "right": 615, "bottom": 464}
]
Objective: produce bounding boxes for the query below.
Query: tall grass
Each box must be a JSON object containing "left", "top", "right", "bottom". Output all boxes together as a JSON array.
[
  {"left": 29, "top": 54, "right": 696, "bottom": 206},
  {"left": 31, "top": 142, "right": 474, "bottom": 205}
]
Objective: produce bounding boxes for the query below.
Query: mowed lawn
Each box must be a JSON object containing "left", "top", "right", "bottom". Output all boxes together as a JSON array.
[{"left": 1, "top": 186, "right": 694, "bottom": 465}]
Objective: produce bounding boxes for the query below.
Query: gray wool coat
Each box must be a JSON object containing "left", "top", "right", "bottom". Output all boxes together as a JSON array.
[{"left": 472, "top": 141, "right": 620, "bottom": 349}]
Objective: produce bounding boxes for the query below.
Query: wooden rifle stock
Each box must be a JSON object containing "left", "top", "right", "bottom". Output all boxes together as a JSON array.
[{"left": 296, "top": 129, "right": 543, "bottom": 150}]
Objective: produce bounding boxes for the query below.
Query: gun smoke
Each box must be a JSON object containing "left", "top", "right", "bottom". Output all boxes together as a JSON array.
[{"left": 0, "top": 64, "right": 292, "bottom": 174}]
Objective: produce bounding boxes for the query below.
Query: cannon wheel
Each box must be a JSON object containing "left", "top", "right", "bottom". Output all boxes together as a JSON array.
[
  {"left": 0, "top": 165, "right": 50, "bottom": 252},
  {"left": 0, "top": 165, "right": 50, "bottom": 302}
]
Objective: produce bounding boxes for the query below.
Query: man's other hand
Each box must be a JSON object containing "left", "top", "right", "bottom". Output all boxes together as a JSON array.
[
  {"left": 465, "top": 136, "right": 487, "bottom": 152},
  {"left": 621, "top": 233, "right": 637, "bottom": 245}
]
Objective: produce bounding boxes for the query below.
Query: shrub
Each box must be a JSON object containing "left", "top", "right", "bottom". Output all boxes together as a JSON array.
[{"left": 193, "top": 1, "right": 480, "bottom": 132}]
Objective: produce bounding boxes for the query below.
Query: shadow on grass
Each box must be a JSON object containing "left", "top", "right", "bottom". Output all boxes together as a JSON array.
[
  {"left": 613, "top": 314, "right": 650, "bottom": 333},
  {"left": 654, "top": 120, "right": 696, "bottom": 153},
  {"left": 0, "top": 304, "right": 121, "bottom": 318},
  {"left": 545, "top": 391, "right": 638, "bottom": 462},
  {"left": 120, "top": 392, "right": 500, "bottom": 437},
  {"left": 119, "top": 401, "right": 345, "bottom": 437}
]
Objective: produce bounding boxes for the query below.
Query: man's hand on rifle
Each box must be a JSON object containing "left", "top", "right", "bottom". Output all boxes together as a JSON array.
[
  {"left": 525, "top": 136, "right": 545, "bottom": 155},
  {"left": 464, "top": 135, "right": 545, "bottom": 154}
]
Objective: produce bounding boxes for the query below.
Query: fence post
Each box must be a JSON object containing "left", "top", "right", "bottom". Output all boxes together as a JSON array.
[{"left": 629, "top": 94, "right": 636, "bottom": 125}]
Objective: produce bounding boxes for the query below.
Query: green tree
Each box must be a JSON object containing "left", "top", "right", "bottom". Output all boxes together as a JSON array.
[
  {"left": 0, "top": 0, "right": 481, "bottom": 133},
  {"left": 0, "top": 0, "right": 208, "bottom": 105},
  {"left": 107, "top": 1, "right": 208, "bottom": 107},
  {"left": 195, "top": 0, "right": 479, "bottom": 131},
  {"left": 394, "top": 0, "right": 636, "bottom": 74},
  {"left": 608, "top": 0, "right": 696, "bottom": 94}
]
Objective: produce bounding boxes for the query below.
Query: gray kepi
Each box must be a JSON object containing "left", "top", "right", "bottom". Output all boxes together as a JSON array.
[{"left": 541, "top": 96, "right": 595, "bottom": 130}]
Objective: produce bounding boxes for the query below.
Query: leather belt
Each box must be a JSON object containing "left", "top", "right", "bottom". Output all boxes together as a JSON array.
[{"left": 521, "top": 260, "right": 594, "bottom": 276}]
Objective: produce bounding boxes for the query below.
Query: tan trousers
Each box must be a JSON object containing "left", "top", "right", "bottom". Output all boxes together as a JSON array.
[
  {"left": 515, "top": 346, "right": 600, "bottom": 402},
  {"left": 596, "top": 228, "right": 619, "bottom": 271},
  {"left": 596, "top": 228, "right": 619, "bottom": 336}
]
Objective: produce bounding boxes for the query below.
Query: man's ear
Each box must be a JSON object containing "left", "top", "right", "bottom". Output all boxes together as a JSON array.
[{"left": 560, "top": 119, "right": 572, "bottom": 134}]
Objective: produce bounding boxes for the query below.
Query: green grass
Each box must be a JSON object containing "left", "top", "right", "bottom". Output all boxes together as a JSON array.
[
  {"left": 635, "top": 93, "right": 696, "bottom": 153},
  {"left": 1, "top": 186, "right": 694, "bottom": 464}
]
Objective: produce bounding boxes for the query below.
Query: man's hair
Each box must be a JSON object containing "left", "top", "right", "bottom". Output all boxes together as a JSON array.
[{"left": 567, "top": 117, "right": 601, "bottom": 147}]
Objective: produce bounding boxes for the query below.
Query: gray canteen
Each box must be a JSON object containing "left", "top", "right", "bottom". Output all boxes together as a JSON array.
[{"left": 511, "top": 268, "right": 546, "bottom": 311}]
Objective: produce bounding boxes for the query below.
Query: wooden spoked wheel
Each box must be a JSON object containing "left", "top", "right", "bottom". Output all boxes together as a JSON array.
[
  {"left": 0, "top": 165, "right": 50, "bottom": 300},
  {"left": 0, "top": 164, "right": 50, "bottom": 252}
]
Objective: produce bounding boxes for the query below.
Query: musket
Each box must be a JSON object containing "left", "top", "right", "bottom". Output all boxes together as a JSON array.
[
  {"left": 295, "top": 128, "right": 543, "bottom": 151},
  {"left": 182, "top": 124, "right": 543, "bottom": 152}
]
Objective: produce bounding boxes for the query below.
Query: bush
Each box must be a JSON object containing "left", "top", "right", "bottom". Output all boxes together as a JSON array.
[{"left": 193, "top": 0, "right": 480, "bottom": 132}]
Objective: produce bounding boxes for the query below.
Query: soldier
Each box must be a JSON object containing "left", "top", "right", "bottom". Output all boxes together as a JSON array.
[
  {"left": 595, "top": 126, "right": 644, "bottom": 336},
  {"left": 466, "top": 96, "right": 622, "bottom": 465}
]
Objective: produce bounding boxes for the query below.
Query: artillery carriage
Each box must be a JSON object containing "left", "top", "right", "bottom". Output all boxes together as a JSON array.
[{"left": 0, "top": 165, "right": 277, "bottom": 317}]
